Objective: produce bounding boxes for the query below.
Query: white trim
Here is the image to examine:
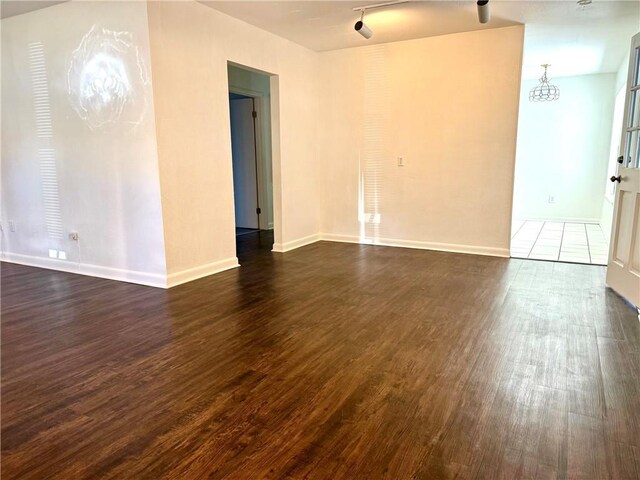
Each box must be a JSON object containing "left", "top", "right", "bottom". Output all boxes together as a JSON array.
[
  {"left": 319, "top": 233, "right": 362, "bottom": 244},
  {"left": 271, "top": 232, "right": 510, "bottom": 258},
  {"left": 2, "top": 252, "right": 241, "bottom": 289},
  {"left": 2, "top": 252, "right": 167, "bottom": 288},
  {"left": 228, "top": 85, "right": 265, "bottom": 99},
  {"left": 319, "top": 233, "right": 510, "bottom": 258},
  {"left": 166, "top": 257, "right": 239, "bottom": 288},
  {"left": 272, "top": 233, "right": 321, "bottom": 253},
  {"left": 513, "top": 216, "right": 602, "bottom": 224}
]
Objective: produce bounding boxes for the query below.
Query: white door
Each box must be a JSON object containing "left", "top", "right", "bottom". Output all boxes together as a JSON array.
[
  {"left": 606, "top": 32, "right": 640, "bottom": 307},
  {"left": 230, "top": 97, "right": 259, "bottom": 229}
]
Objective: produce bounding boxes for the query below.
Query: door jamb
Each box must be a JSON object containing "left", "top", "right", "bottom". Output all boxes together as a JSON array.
[{"left": 228, "top": 86, "right": 272, "bottom": 231}]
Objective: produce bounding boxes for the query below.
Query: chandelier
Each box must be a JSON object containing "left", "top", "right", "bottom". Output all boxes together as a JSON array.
[{"left": 529, "top": 64, "right": 560, "bottom": 102}]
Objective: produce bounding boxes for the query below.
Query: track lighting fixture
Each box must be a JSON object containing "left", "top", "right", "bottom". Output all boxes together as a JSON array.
[
  {"left": 352, "top": 1, "right": 408, "bottom": 39},
  {"left": 354, "top": 10, "right": 373, "bottom": 39},
  {"left": 477, "top": 0, "right": 490, "bottom": 23}
]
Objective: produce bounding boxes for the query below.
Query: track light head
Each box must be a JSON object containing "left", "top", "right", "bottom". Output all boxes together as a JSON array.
[
  {"left": 477, "top": 0, "right": 490, "bottom": 23},
  {"left": 355, "top": 19, "right": 373, "bottom": 39},
  {"left": 354, "top": 9, "right": 373, "bottom": 39}
]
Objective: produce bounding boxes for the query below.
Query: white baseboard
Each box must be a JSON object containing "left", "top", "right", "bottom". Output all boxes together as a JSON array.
[
  {"left": 319, "top": 233, "right": 510, "bottom": 258},
  {"left": 166, "top": 257, "right": 239, "bottom": 288},
  {"left": 270, "top": 231, "right": 509, "bottom": 258},
  {"left": 272, "top": 233, "right": 321, "bottom": 253},
  {"left": 514, "top": 216, "right": 601, "bottom": 224},
  {"left": 2, "top": 234, "right": 507, "bottom": 289},
  {"left": 3, "top": 252, "right": 240, "bottom": 288},
  {"left": 1, "top": 252, "right": 167, "bottom": 288},
  {"left": 319, "top": 233, "right": 362, "bottom": 245}
]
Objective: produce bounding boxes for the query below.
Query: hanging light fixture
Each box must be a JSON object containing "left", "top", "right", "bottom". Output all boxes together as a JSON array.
[
  {"left": 477, "top": 0, "right": 490, "bottom": 23},
  {"left": 354, "top": 10, "right": 373, "bottom": 39},
  {"left": 529, "top": 64, "right": 560, "bottom": 102}
]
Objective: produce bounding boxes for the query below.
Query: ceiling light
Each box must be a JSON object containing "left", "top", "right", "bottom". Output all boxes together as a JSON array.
[
  {"left": 352, "top": 1, "right": 408, "bottom": 39},
  {"left": 477, "top": 0, "right": 490, "bottom": 23},
  {"left": 355, "top": 10, "right": 373, "bottom": 39},
  {"left": 529, "top": 64, "right": 560, "bottom": 102}
]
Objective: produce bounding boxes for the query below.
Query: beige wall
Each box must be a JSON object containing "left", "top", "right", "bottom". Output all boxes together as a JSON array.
[
  {"left": 147, "top": 1, "right": 321, "bottom": 281},
  {"left": 3, "top": 1, "right": 526, "bottom": 288},
  {"left": 319, "top": 26, "right": 525, "bottom": 256},
  {"left": 1, "top": 1, "right": 168, "bottom": 286}
]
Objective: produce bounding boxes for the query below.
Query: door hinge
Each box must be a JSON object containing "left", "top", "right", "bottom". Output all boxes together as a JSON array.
[
  {"left": 252, "top": 110, "right": 257, "bottom": 119},
  {"left": 256, "top": 207, "right": 261, "bottom": 214}
]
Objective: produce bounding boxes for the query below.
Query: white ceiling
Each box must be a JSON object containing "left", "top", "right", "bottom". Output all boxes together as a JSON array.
[
  {"left": 521, "top": 10, "right": 638, "bottom": 79},
  {"left": 0, "top": 0, "right": 66, "bottom": 19},
  {"left": 206, "top": 1, "right": 640, "bottom": 77},
  {"left": 2, "top": 1, "right": 638, "bottom": 78}
]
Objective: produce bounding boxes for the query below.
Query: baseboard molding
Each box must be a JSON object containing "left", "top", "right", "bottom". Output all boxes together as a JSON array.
[
  {"left": 514, "top": 217, "right": 602, "bottom": 224},
  {"left": 319, "top": 233, "right": 362, "bottom": 245},
  {"left": 270, "top": 232, "right": 509, "bottom": 258},
  {"left": 272, "top": 234, "right": 321, "bottom": 253},
  {"left": 1, "top": 252, "right": 167, "bottom": 288},
  {"left": 166, "top": 257, "right": 239, "bottom": 288},
  {"left": 319, "top": 233, "right": 510, "bottom": 258},
  {"left": 2, "top": 236, "right": 508, "bottom": 289}
]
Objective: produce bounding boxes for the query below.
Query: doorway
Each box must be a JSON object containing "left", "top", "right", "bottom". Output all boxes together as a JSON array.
[
  {"left": 510, "top": 65, "right": 626, "bottom": 266},
  {"left": 228, "top": 64, "right": 274, "bottom": 262}
]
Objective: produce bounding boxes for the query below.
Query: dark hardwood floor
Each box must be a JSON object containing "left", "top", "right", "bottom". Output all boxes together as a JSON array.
[
  {"left": 2, "top": 236, "right": 639, "bottom": 479},
  {"left": 235, "top": 227, "right": 261, "bottom": 237},
  {"left": 236, "top": 228, "right": 274, "bottom": 262}
]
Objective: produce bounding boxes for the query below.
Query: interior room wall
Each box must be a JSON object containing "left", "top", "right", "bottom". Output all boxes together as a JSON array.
[
  {"left": 228, "top": 64, "right": 274, "bottom": 230},
  {"left": 1, "top": 1, "right": 167, "bottom": 286},
  {"left": 512, "top": 73, "right": 616, "bottom": 224},
  {"left": 318, "top": 26, "right": 525, "bottom": 257},
  {"left": 146, "top": 1, "right": 321, "bottom": 285}
]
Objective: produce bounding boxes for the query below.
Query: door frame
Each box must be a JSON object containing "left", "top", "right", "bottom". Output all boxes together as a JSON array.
[
  {"left": 229, "top": 81, "right": 275, "bottom": 234},
  {"left": 226, "top": 61, "right": 283, "bottom": 255},
  {"left": 228, "top": 85, "right": 272, "bottom": 232}
]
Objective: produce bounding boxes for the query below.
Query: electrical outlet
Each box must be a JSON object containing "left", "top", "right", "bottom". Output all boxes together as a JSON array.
[
  {"left": 58, "top": 251, "right": 67, "bottom": 260},
  {"left": 48, "top": 249, "right": 58, "bottom": 258},
  {"left": 548, "top": 195, "right": 555, "bottom": 204},
  {"left": 9, "top": 220, "right": 16, "bottom": 232},
  {"left": 70, "top": 232, "right": 79, "bottom": 241}
]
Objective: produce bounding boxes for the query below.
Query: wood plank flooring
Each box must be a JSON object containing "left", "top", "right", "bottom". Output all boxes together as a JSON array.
[{"left": 2, "top": 234, "right": 640, "bottom": 479}]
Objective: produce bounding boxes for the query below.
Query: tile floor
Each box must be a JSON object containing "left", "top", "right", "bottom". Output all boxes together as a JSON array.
[{"left": 511, "top": 220, "right": 609, "bottom": 265}]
